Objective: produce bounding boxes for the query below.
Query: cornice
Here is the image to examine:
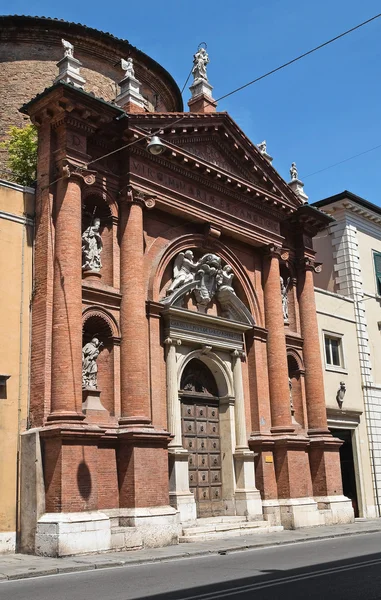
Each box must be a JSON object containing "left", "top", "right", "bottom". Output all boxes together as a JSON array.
[
  {"left": 319, "top": 199, "right": 381, "bottom": 227},
  {"left": 130, "top": 144, "right": 294, "bottom": 222}
]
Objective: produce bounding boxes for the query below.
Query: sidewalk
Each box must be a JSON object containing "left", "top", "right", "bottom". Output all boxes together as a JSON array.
[{"left": 1, "top": 519, "right": 380, "bottom": 582}]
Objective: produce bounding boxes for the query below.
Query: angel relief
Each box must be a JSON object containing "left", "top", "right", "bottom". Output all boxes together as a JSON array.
[{"left": 163, "top": 250, "right": 238, "bottom": 314}]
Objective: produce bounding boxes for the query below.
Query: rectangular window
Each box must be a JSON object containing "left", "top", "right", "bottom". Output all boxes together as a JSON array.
[
  {"left": 324, "top": 335, "right": 343, "bottom": 368},
  {"left": 374, "top": 252, "right": 381, "bottom": 295}
]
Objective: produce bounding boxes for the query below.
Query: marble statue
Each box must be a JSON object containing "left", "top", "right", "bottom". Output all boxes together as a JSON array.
[
  {"left": 280, "top": 276, "right": 290, "bottom": 322},
  {"left": 82, "top": 338, "right": 103, "bottom": 389},
  {"left": 257, "top": 141, "right": 267, "bottom": 154},
  {"left": 290, "top": 162, "right": 298, "bottom": 181},
  {"left": 62, "top": 39, "right": 74, "bottom": 58},
  {"left": 192, "top": 47, "right": 209, "bottom": 82},
  {"left": 121, "top": 57, "right": 135, "bottom": 78},
  {"left": 289, "top": 377, "right": 294, "bottom": 413},
  {"left": 194, "top": 253, "right": 222, "bottom": 310},
  {"left": 336, "top": 381, "right": 346, "bottom": 409},
  {"left": 216, "top": 264, "right": 235, "bottom": 293},
  {"left": 166, "top": 250, "right": 201, "bottom": 295},
  {"left": 82, "top": 217, "right": 103, "bottom": 272}
]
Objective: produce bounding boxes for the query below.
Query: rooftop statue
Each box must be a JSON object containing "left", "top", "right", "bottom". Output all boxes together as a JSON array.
[
  {"left": 290, "top": 162, "right": 298, "bottom": 181},
  {"left": 192, "top": 47, "right": 209, "bottom": 82},
  {"left": 121, "top": 57, "right": 135, "bottom": 79},
  {"left": 257, "top": 140, "right": 267, "bottom": 154},
  {"left": 62, "top": 38, "right": 74, "bottom": 58}
]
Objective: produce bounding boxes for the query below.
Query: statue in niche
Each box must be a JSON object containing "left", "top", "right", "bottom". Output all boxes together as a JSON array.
[
  {"left": 166, "top": 250, "right": 201, "bottom": 295},
  {"left": 82, "top": 217, "right": 103, "bottom": 272},
  {"left": 121, "top": 57, "right": 135, "bottom": 78},
  {"left": 194, "top": 253, "right": 222, "bottom": 311},
  {"left": 280, "top": 276, "right": 291, "bottom": 322},
  {"left": 289, "top": 377, "right": 294, "bottom": 413},
  {"left": 192, "top": 47, "right": 209, "bottom": 82},
  {"left": 62, "top": 39, "right": 74, "bottom": 57},
  {"left": 336, "top": 381, "right": 346, "bottom": 409},
  {"left": 82, "top": 337, "right": 103, "bottom": 389},
  {"left": 290, "top": 162, "right": 298, "bottom": 181}
]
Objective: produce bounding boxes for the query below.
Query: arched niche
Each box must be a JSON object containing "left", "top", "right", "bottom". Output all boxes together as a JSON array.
[
  {"left": 178, "top": 350, "right": 233, "bottom": 399},
  {"left": 82, "top": 191, "right": 117, "bottom": 288},
  {"left": 287, "top": 352, "right": 305, "bottom": 428},
  {"left": 82, "top": 310, "right": 118, "bottom": 415}
]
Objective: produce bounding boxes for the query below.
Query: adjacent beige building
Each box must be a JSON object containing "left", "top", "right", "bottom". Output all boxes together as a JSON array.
[
  {"left": 0, "top": 179, "right": 34, "bottom": 552},
  {"left": 313, "top": 190, "right": 381, "bottom": 518}
]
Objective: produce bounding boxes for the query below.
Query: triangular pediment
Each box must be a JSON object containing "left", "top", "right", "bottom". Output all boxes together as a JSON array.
[
  {"left": 129, "top": 112, "right": 302, "bottom": 211},
  {"left": 174, "top": 137, "right": 258, "bottom": 182}
]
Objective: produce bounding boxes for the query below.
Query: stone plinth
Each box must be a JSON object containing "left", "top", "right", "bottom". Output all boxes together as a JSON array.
[
  {"left": 54, "top": 55, "right": 86, "bottom": 89},
  {"left": 82, "top": 388, "right": 107, "bottom": 414},
  {"left": 82, "top": 270, "right": 101, "bottom": 282}
]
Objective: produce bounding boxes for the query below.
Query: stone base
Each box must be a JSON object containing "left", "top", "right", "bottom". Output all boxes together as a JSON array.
[
  {"left": 234, "top": 490, "right": 263, "bottom": 519},
  {"left": 234, "top": 449, "right": 263, "bottom": 519},
  {"left": 35, "top": 512, "right": 111, "bottom": 557},
  {"left": 169, "top": 447, "right": 197, "bottom": 523},
  {"left": 35, "top": 505, "right": 179, "bottom": 556},
  {"left": 0, "top": 531, "right": 16, "bottom": 554},
  {"left": 118, "top": 506, "right": 180, "bottom": 548},
  {"left": 82, "top": 270, "right": 101, "bottom": 281},
  {"left": 315, "top": 495, "right": 355, "bottom": 525},
  {"left": 82, "top": 389, "right": 107, "bottom": 414},
  {"left": 169, "top": 491, "right": 197, "bottom": 524},
  {"left": 278, "top": 498, "right": 325, "bottom": 529},
  {"left": 261, "top": 499, "right": 282, "bottom": 526}
]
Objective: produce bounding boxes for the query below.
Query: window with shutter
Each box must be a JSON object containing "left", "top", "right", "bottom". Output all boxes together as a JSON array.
[{"left": 374, "top": 252, "right": 381, "bottom": 295}]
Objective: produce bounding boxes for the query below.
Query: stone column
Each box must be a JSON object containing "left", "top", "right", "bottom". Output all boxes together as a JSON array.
[
  {"left": 165, "top": 338, "right": 197, "bottom": 523},
  {"left": 119, "top": 191, "right": 153, "bottom": 426},
  {"left": 263, "top": 247, "right": 294, "bottom": 433},
  {"left": 48, "top": 172, "right": 85, "bottom": 422},
  {"left": 231, "top": 350, "right": 262, "bottom": 518}
]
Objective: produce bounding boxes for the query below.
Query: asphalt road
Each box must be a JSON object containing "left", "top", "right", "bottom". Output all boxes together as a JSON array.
[{"left": 2, "top": 532, "right": 381, "bottom": 600}]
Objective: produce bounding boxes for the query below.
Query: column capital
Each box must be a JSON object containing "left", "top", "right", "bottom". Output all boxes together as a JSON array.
[
  {"left": 299, "top": 255, "right": 322, "bottom": 273},
  {"left": 120, "top": 185, "right": 156, "bottom": 210},
  {"left": 231, "top": 349, "right": 246, "bottom": 361},
  {"left": 164, "top": 337, "right": 182, "bottom": 347},
  {"left": 264, "top": 244, "right": 290, "bottom": 262},
  {"left": 59, "top": 159, "right": 97, "bottom": 186}
]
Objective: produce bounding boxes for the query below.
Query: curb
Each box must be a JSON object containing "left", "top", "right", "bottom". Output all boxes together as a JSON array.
[{"left": 1, "top": 526, "right": 381, "bottom": 581}]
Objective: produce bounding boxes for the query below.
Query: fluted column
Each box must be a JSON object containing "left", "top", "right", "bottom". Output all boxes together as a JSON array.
[
  {"left": 298, "top": 258, "right": 330, "bottom": 434},
  {"left": 263, "top": 247, "right": 294, "bottom": 433},
  {"left": 48, "top": 171, "right": 85, "bottom": 422},
  {"left": 119, "top": 191, "right": 154, "bottom": 426},
  {"left": 164, "top": 338, "right": 182, "bottom": 446},
  {"left": 231, "top": 350, "right": 248, "bottom": 449}
]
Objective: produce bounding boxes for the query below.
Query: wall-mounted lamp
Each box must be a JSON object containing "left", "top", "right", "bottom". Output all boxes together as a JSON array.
[{"left": 147, "top": 135, "right": 165, "bottom": 156}]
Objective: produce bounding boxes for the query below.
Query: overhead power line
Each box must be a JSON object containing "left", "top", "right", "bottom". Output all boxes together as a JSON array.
[
  {"left": 303, "top": 143, "right": 381, "bottom": 179},
  {"left": 46, "top": 13, "right": 381, "bottom": 181},
  {"left": 215, "top": 12, "right": 381, "bottom": 102}
]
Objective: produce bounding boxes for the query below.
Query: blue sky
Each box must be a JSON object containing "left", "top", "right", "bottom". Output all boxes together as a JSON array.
[{"left": 3, "top": 1, "right": 381, "bottom": 204}]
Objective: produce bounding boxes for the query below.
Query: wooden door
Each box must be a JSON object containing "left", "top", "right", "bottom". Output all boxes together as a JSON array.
[{"left": 181, "top": 398, "right": 223, "bottom": 517}]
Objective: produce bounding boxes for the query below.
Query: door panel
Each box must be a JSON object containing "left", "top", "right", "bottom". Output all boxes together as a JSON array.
[{"left": 181, "top": 398, "right": 223, "bottom": 517}]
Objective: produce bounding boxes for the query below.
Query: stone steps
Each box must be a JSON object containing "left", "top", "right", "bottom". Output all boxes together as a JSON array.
[{"left": 180, "top": 518, "right": 283, "bottom": 543}]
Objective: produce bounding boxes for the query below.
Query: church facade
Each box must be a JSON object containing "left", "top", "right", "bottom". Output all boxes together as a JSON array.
[{"left": 19, "top": 38, "right": 354, "bottom": 556}]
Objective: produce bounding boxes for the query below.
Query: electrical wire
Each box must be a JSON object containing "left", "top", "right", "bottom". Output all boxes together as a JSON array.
[
  {"left": 303, "top": 143, "right": 381, "bottom": 179},
  {"left": 215, "top": 12, "right": 381, "bottom": 102}
]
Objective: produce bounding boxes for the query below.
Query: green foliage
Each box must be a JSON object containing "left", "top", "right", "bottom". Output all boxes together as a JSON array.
[{"left": 0, "top": 124, "right": 38, "bottom": 187}]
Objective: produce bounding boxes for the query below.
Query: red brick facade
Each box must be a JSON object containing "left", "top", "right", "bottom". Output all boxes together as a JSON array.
[{"left": 19, "top": 35, "right": 347, "bottom": 534}]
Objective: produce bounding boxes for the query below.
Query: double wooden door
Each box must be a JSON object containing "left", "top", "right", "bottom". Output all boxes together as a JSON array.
[{"left": 181, "top": 397, "right": 223, "bottom": 517}]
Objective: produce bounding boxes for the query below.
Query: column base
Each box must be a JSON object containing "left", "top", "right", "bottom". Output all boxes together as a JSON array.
[
  {"left": 278, "top": 498, "right": 325, "bottom": 529},
  {"left": 168, "top": 447, "right": 197, "bottom": 524},
  {"left": 0, "top": 532, "right": 16, "bottom": 554},
  {"left": 315, "top": 495, "right": 355, "bottom": 525},
  {"left": 234, "top": 449, "right": 263, "bottom": 519},
  {"left": 35, "top": 511, "right": 111, "bottom": 557},
  {"left": 46, "top": 411, "right": 85, "bottom": 424},
  {"left": 116, "top": 506, "right": 179, "bottom": 549}
]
